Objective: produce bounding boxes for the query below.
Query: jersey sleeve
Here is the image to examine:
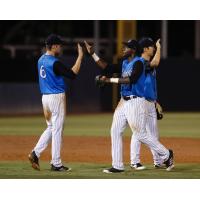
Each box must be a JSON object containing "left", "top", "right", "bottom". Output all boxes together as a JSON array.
[
  {"left": 53, "top": 61, "right": 77, "bottom": 79},
  {"left": 129, "top": 60, "right": 143, "bottom": 84}
]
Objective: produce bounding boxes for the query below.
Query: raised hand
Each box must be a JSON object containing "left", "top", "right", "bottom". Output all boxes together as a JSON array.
[
  {"left": 77, "top": 43, "right": 84, "bottom": 58},
  {"left": 84, "top": 40, "right": 94, "bottom": 55},
  {"left": 155, "top": 39, "right": 161, "bottom": 49}
]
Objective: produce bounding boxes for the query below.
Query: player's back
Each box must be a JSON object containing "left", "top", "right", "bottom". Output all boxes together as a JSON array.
[{"left": 38, "top": 54, "right": 66, "bottom": 94}]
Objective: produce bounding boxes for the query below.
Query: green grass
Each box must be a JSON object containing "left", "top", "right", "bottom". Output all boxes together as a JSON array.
[
  {"left": 0, "top": 161, "right": 199, "bottom": 179},
  {"left": 0, "top": 112, "right": 199, "bottom": 138},
  {"left": 158, "top": 113, "right": 200, "bottom": 137},
  {"left": 0, "top": 113, "right": 199, "bottom": 179}
]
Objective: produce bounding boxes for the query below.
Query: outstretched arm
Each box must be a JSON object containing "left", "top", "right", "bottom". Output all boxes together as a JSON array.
[
  {"left": 84, "top": 40, "right": 108, "bottom": 69},
  {"left": 53, "top": 61, "right": 77, "bottom": 79},
  {"left": 71, "top": 43, "right": 84, "bottom": 74},
  {"left": 150, "top": 39, "right": 161, "bottom": 67},
  {"left": 53, "top": 44, "right": 83, "bottom": 79},
  {"left": 84, "top": 40, "right": 122, "bottom": 76},
  {"left": 96, "top": 61, "right": 143, "bottom": 85}
]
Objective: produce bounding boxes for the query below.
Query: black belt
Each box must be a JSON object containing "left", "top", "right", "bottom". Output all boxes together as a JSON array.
[
  {"left": 122, "top": 96, "right": 137, "bottom": 101},
  {"left": 145, "top": 98, "right": 155, "bottom": 103}
]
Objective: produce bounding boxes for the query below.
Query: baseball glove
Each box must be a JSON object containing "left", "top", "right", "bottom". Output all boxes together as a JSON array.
[
  {"left": 155, "top": 102, "right": 163, "bottom": 120},
  {"left": 95, "top": 75, "right": 106, "bottom": 88}
]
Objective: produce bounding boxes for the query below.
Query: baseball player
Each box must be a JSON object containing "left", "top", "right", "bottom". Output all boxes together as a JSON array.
[
  {"left": 130, "top": 38, "right": 166, "bottom": 169},
  {"left": 85, "top": 39, "right": 174, "bottom": 173},
  {"left": 28, "top": 34, "right": 83, "bottom": 171}
]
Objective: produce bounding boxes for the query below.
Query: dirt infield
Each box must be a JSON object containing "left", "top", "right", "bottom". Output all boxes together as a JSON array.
[{"left": 0, "top": 136, "right": 199, "bottom": 163}]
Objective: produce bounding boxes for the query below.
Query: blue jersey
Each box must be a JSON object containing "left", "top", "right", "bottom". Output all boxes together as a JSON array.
[
  {"left": 121, "top": 56, "right": 145, "bottom": 97},
  {"left": 38, "top": 54, "right": 66, "bottom": 94},
  {"left": 144, "top": 65, "right": 157, "bottom": 101},
  {"left": 131, "top": 57, "right": 146, "bottom": 97}
]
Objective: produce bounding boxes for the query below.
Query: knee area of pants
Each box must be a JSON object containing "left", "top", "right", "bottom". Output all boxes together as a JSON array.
[
  {"left": 110, "top": 126, "right": 117, "bottom": 133},
  {"left": 110, "top": 129, "right": 122, "bottom": 137},
  {"left": 47, "top": 125, "right": 52, "bottom": 130}
]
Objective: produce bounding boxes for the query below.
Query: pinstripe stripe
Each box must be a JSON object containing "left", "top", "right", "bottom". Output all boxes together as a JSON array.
[
  {"left": 131, "top": 101, "right": 163, "bottom": 165},
  {"left": 130, "top": 133, "right": 141, "bottom": 164},
  {"left": 127, "top": 98, "right": 169, "bottom": 161},
  {"left": 33, "top": 93, "right": 66, "bottom": 167},
  {"left": 111, "top": 97, "right": 170, "bottom": 168},
  {"left": 146, "top": 102, "right": 163, "bottom": 164},
  {"left": 111, "top": 99, "right": 127, "bottom": 170}
]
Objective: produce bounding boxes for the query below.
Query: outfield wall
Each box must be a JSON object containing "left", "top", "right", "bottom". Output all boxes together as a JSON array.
[
  {"left": 0, "top": 57, "right": 200, "bottom": 114},
  {"left": 157, "top": 58, "right": 200, "bottom": 111},
  {"left": 0, "top": 57, "right": 102, "bottom": 115}
]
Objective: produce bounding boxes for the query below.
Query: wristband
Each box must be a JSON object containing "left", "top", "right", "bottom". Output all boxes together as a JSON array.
[
  {"left": 92, "top": 53, "right": 100, "bottom": 62},
  {"left": 110, "top": 78, "right": 119, "bottom": 83}
]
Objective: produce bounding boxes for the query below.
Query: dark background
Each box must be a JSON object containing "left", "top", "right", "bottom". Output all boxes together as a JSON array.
[{"left": 0, "top": 20, "right": 199, "bottom": 114}]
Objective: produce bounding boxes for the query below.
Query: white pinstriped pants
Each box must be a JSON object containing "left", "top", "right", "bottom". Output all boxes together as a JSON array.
[
  {"left": 130, "top": 100, "right": 163, "bottom": 165},
  {"left": 34, "top": 93, "right": 66, "bottom": 167},
  {"left": 111, "top": 97, "right": 169, "bottom": 170}
]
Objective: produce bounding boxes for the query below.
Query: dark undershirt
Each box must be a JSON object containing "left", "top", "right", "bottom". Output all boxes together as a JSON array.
[
  {"left": 53, "top": 61, "right": 76, "bottom": 79},
  {"left": 101, "top": 60, "right": 144, "bottom": 84},
  {"left": 129, "top": 60, "right": 143, "bottom": 84}
]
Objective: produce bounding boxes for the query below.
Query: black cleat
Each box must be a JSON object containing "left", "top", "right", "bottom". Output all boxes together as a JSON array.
[
  {"left": 130, "top": 163, "right": 146, "bottom": 170},
  {"left": 28, "top": 151, "right": 40, "bottom": 171},
  {"left": 103, "top": 167, "right": 124, "bottom": 173},
  {"left": 164, "top": 149, "right": 174, "bottom": 171},
  {"left": 154, "top": 164, "right": 166, "bottom": 169},
  {"left": 51, "top": 164, "right": 71, "bottom": 172}
]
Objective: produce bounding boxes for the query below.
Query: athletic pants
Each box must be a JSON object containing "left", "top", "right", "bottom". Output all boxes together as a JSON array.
[
  {"left": 34, "top": 93, "right": 66, "bottom": 167},
  {"left": 130, "top": 100, "right": 163, "bottom": 165},
  {"left": 111, "top": 97, "right": 169, "bottom": 170}
]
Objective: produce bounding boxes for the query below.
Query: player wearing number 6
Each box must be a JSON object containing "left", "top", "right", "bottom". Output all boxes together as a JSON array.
[{"left": 28, "top": 34, "right": 83, "bottom": 171}]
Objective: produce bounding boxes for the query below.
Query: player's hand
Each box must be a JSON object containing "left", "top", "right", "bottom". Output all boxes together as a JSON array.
[
  {"left": 95, "top": 75, "right": 107, "bottom": 87},
  {"left": 155, "top": 39, "right": 161, "bottom": 49},
  {"left": 84, "top": 40, "right": 94, "bottom": 55},
  {"left": 155, "top": 102, "right": 163, "bottom": 120},
  {"left": 77, "top": 43, "right": 84, "bottom": 58},
  {"left": 100, "top": 76, "right": 107, "bottom": 81}
]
